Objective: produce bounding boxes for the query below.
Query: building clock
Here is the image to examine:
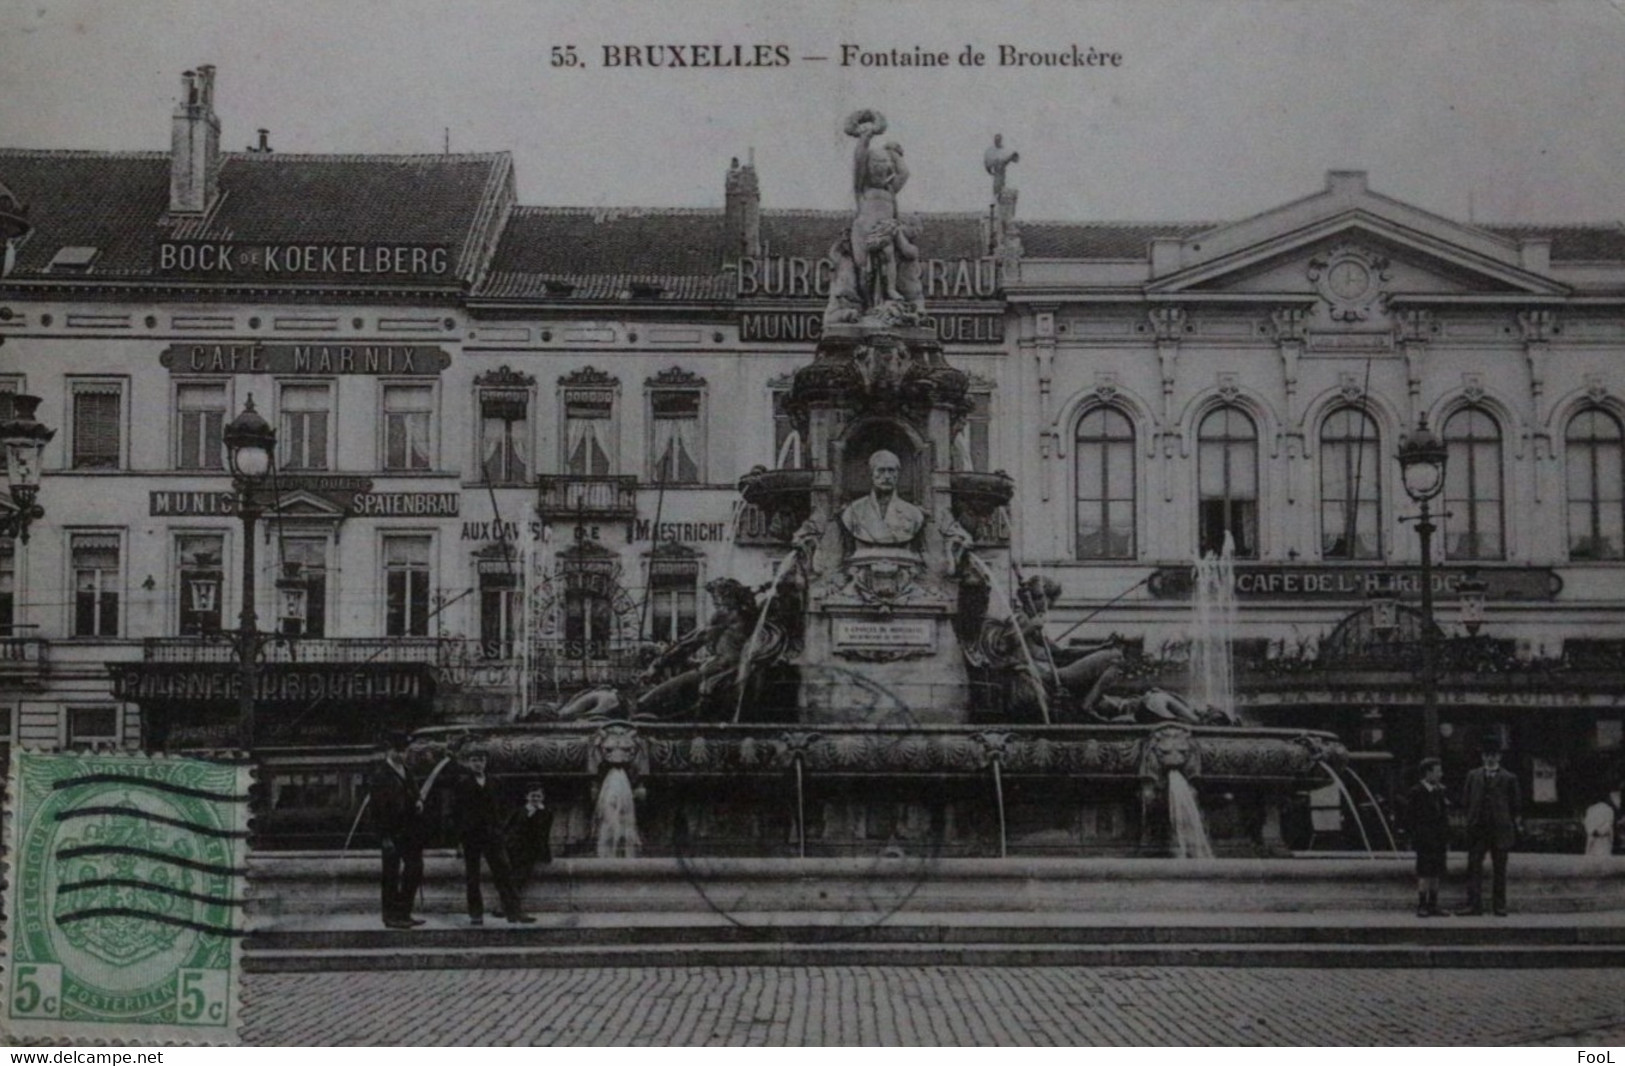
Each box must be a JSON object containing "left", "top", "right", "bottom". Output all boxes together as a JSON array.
[{"left": 1308, "top": 242, "right": 1392, "bottom": 322}]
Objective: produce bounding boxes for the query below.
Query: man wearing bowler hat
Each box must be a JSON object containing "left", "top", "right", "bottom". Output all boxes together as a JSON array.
[
  {"left": 369, "top": 731, "right": 427, "bottom": 929},
  {"left": 1459, "top": 734, "right": 1523, "bottom": 916}
]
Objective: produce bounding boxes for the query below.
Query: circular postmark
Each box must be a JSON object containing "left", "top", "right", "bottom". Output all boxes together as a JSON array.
[{"left": 666, "top": 663, "right": 953, "bottom": 940}]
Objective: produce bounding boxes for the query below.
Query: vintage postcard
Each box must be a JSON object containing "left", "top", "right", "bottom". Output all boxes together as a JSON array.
[{"left": 1, "top": 0, "right": 1624, "bottom": 1048}]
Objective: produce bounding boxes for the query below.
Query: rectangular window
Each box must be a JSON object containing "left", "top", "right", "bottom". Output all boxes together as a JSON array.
[
  {"left": 564, "top": 391, "right": 614, "bottom": 476},
  {"left": 478, "top": 565, "right": 520, "bottom": 658},
  {"left": 649, "top": 554, "right": 699, "bottom": 643},
  {"left": 175, "top": 382, "right": 227, "bottom": 469},
  {"left": 383, "top": 535, "right": 432, "bottom": 636},
  {"left": 67, "top": 706, "right": 119, "bottom": 745},
  {"left": 279, "top": 383, "right": 331, "bottom": 471},
  {"left": 278, "top": 537, "right": 329, "bottom": 637},
  {"left": 71, "top": 533, "right": 120, "bottom": 637},
  {"left": 0, "top": 541, "right": 13, "bottom": 635},
  {"left": 176, "top": 533, "right": 225, "bottom": 635},
  {"left": 71, "top": 381, "right": 123, "bottom": 470},
  {"left": 383, "top": 384, "right": 434, "bottom": 471},
  {"left": 650, "top": 390, "right": 702, "bottom": 483},
  {"left": 477, "top": 389, "right": 530, "bottom": 484}
]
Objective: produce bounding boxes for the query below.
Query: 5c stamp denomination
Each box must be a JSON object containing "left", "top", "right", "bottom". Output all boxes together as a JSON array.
[{"left": 4, "top": 750, "right": 251, "bottom": 1044}]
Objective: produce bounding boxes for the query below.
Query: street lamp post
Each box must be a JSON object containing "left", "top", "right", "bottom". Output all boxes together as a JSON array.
[
  {"left": 223, "top": 397, "right": 276, "bottom": 752},
  {"left": 1398, "top": 414, "right": 1449, "bottom": 759},
  {"left": 1, "top": 394, "right": 56, "bottom": 542}
]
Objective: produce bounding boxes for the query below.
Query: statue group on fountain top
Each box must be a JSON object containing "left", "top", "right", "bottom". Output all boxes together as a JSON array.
[
  {"left": 551, "top": 575, "right": 793, "bottom": 724},
  {"left": 985, "top": 575, "right": 1239, "bottom": 726},
  {"left": 825, "top": 110, "right": 928, "bottom": 331}
]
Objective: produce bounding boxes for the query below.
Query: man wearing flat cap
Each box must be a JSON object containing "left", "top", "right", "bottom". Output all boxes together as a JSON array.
[
  {"left": 1459, "top": 734, "right": 1523, "bottom": 916},
  {"left": 450, "top": 744, "right": 534, "bottom": 925}
]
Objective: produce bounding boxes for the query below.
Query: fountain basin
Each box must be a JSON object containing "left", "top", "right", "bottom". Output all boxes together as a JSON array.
[{"left": 407, "top": 722, "right": 1346, "bottom": 858}]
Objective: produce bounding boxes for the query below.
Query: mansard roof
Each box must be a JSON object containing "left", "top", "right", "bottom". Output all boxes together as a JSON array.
[{"left": 0, "top": 149, "right": 512, "bottom": 288}]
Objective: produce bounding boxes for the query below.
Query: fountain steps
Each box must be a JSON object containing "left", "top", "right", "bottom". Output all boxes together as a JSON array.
[
  {"left": 249, "top": 852, "right": 1625, "bottom": 918},
  {"left": 247, "top": 852, "right": 1625, "bottom": 970},
  {"left": 244, "top": 919, "right": 1625, "bottom": 973}
]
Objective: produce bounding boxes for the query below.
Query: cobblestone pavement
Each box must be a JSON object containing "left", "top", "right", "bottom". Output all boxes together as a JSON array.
[{"left": 241, "top": 967, "right": 1625, "bottom": 1045}]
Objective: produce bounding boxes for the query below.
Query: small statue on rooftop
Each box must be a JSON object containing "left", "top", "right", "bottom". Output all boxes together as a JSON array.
[{"left": 984, "top": 133, "right": 1020, "bottom": 199}]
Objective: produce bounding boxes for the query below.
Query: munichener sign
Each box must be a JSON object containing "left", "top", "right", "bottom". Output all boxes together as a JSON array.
[
  {"left": 156, "top": 240, "right": 450, "bottom": 277},
  {"left": 741, "top": 310, "right": 1003, "bottom": 344},
  {"left": 160, "top": 344, "right": 450, "bottom": 375}
]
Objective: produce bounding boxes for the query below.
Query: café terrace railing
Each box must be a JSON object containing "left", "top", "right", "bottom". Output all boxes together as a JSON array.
[
  {"left": 142, "top": 635, "right": 650, "bottom": 692},
  {"left": 142, "top": 635, "right": 445, "bottom": 665}
]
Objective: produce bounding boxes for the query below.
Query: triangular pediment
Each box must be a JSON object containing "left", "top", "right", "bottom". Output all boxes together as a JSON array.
[
  {"left": 1145, "top": 172, "right": 1568, "bottom": 300},
  {"left": 268, "top": 488, "right": 348, "bottom": 520}
]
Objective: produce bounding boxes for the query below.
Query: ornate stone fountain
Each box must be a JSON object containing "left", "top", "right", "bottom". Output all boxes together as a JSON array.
[{"left": 408, "top": 111, "right": 1345, "bottom": 857}]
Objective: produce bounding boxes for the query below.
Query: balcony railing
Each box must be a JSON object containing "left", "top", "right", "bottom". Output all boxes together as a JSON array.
[
  {"left": 536, "top": 475, "right": 640, "bottom": 520},
  {"left": 143, "top": 636, "right": 446, "bottom": 665},
  {"left": 0, "top": 636, "right": 49, "bottom": 680}
]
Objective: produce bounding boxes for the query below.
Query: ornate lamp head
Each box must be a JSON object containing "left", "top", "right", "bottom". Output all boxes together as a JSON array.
[
  {"left": 1398, "top": 414, "right": 1448, "bottom": 503},
  {"left": 1, "top": 394, "right": 55, "bottom": 541},
  {"left": 223, "top": 395, "right": 276, "bottom": 484}
]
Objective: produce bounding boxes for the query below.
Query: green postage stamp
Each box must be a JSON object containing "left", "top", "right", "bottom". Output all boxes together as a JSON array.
[{"left": 4, "top": 750, "right": 251, "bottom": 1044}]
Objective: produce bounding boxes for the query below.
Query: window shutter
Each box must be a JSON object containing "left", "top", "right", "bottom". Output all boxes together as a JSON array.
[{"left": 73, "top": 389, "right": 121, "bottom": 468}]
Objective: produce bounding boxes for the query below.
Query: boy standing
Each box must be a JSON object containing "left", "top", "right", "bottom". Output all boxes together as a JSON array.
[{"left": 1406, "top": 757, "right": 1450, "bottom": 917}]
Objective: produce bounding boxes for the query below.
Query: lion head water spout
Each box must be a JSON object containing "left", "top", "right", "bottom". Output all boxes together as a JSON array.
[{"left": 1190, "top": 532, "right": 1239, "bottom": 723}]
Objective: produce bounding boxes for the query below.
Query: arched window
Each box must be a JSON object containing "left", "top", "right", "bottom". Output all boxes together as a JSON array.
[
  {"left": 1443, "top": 407, "right": 1504, "bottom": 560},
  {"left": 1197, "top": 405, "right": 1258, "bottom": 558},
  {"left": 1074, "top": 407, "right": 1136, "bottom": 559},
  {"left": 1566, "top": 407, "right": 1625, "bottom": 560},
  {"left": 1319, "top": 407, "right": 1382, "bottom": 559}
]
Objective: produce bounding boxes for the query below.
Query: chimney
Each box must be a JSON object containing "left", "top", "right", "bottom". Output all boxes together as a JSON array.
[
  {"left": 170, "top": 65, "right": 222, "bottom": 214},
  {"left": 724, "top": 152, "right": 761, "bottom": 260}
]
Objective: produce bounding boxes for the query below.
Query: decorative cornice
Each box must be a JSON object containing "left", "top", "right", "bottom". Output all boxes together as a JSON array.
[
  {"left": 646, "top": 365, "right": 706, "bottom": 389},
  {"left": 559, "top": 365, "right": 618, "bottom": 388},
  {"left": 473, "top": 364, "right": 536, "bottom": 389}
]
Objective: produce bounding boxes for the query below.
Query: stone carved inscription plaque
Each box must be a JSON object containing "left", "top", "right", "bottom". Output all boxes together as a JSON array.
[{"left": 833, "top": 618, "right": 935, "bottom": 647}]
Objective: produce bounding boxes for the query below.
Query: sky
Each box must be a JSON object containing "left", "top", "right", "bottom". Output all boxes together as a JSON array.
[{"left": 0, "top": 0, "right": 1622, "bottom": 224}]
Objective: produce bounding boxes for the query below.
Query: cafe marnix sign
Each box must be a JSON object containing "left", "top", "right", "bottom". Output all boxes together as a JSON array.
[
  {"left": 160, "top": 343, "right": 450, "bottom": 375},
  {"left": 1147, "top": 565, "right": 1562, "bottom": 601}
]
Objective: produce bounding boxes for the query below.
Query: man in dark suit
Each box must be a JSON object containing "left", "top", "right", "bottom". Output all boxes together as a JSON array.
[
  {"left": 505, "top": 785, "right": 555, "bottom": 896},
  {"left": 369, "top": 732, "right": 426, "bottom": 930},
  {"left": 450, "top": 746, "right": 535, "bottom": 925},
  {"left": 1405, "top": 757, "right": 1450, "bottom": 917},
  {"left": 1459, "top": 735, "right": 1523, "bottom": 916}
]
